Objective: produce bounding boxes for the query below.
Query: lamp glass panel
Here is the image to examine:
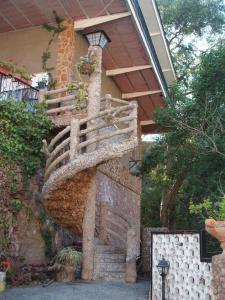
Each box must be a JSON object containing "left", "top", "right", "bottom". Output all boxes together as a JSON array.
[{"left": 99, "top": 34, "right": 108, "bottom": 48}]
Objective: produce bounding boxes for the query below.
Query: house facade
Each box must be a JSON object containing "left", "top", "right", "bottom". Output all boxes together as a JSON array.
[{"left": 0, "top": 0, "right": 175, "bottom": 282}]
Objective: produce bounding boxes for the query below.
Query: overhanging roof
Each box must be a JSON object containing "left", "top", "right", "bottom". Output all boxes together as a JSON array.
[{"left": 0, "top": 0, "right": 175, "bottom": 134}]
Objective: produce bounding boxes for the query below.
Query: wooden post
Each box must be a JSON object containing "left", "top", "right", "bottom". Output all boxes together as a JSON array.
[
  {"left": 81, "top": 170, "right": 97, "bottom": 280},
  {"left": 87, "top": 45, "right": 102, "bottom": 152},
  {"left": 70, "top": 118, "right": 79, "bottom": 161},
  {"left": 126, "top": 227, "right": 137, "bottom": 283}
]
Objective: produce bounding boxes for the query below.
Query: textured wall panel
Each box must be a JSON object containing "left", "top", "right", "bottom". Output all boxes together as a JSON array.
[{"left": 152, "top": 233, "right": 213, "bottom": 300}]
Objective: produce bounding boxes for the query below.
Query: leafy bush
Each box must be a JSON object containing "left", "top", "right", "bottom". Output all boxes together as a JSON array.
[
  {"left": 56, "top": 247, "right": 82, "bottom": 267},
  {"left": 0, "top": 99, "right": 52, "bottom": 177}
]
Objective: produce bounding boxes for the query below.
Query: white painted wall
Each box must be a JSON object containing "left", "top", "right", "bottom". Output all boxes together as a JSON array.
[{"left": 152, "top": 233, "right": 213, "bottom": 300}]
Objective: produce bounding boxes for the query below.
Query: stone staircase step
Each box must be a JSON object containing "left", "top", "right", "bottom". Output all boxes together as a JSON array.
[
  {"left": 93, "top": 271, "right": 126, "bottom": 282},
  {"left": 94, "top": 262, "right": 126, "bottom": 272},
  {"left": 94, "top": 253, "right": 125, "bottom": 263},
  {"left": 95, "top": 245, "right": 125, "bottom": 254}
]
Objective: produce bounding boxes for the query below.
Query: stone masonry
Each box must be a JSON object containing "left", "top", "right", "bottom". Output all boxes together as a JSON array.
[
  {"left": 212, "top": 254, "right": 225, "bottom": 300},
  {"left": 141, "top": 227, "right": 168, "bottom": 274},
  {"left": 55, "top": 19, "right": 75, "bottom": 88}
]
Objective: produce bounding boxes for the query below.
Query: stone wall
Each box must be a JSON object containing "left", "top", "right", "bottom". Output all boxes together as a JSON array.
[
  {"left": 212, "top": 254, "right": 225, "bottom": 300},
  {"left": 96, "top": 159, "right": 141, "bottom": 253},
  {"left": 55, "top": 19, "right": 75, "bottom": 88},
  {"left": 141, "top": 227, "right": 168, "bottom": 274},
  {"left": 151, "top": 233, "right": 213, "bottom": 300},
  {"left": 0, "top": 166, "right": 77, "bottom": 266}
]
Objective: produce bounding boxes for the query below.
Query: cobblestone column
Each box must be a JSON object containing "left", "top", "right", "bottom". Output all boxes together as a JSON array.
[
  {"left": 212, "top": 254, "right": 225, "bottom": 300},
  {"left": 82, "top": 170, "right": 97, "bottom": 280},
  {"left": 142, "top": 227, "right": 168, "bottom": 274},
  {"left": 55, "top": 19, "right": 75, "bottom": 88}
]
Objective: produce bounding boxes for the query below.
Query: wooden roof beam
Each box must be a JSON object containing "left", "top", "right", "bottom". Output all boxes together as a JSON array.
[
  {"left": 106, "top": 65, "right": 152, "bottom": 76},
  {"left": 74, "top": 12, "right": 131, "bottom": 31},
  {"left": 122, "top": 90, "right": 162, "bottom": 99}
]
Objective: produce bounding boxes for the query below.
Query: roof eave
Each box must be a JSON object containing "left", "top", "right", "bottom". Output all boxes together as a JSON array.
[{"left": 126, "top": 0, "right": 176, "bottom": 101}]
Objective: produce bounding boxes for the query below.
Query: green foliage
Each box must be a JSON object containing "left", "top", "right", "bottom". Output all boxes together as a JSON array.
[
  {"left": 41, "top": 228, "right": 54, "bottom": 258},
  {"left": 0, "top": 99, "right": 52, "bottom": 178},
  {"left": 42, "top": 11, "right": 65, "bottom": 89},
  {"left": 0, "top": 61, "right": 31, "bottom": 80},
  {"left": 11, "top": 199, "right": 23, "bottom": 212},
  {"left": 39, "top": 210, "right": 47, "bottom": 225},
  {"left": 190, "top": 198, "right": 225, "bottom": 221},
  {"left": 157, "top": 0, "right": 225, "bottom": 86},
  {"left": 141, "top": 44, "right": 225, "bottom": 228},
  {"left": 56, "top": 247, "right": 82, "bottom": 267},
  {"left": 0, "top": 61, "right": 15, "bottom": 72}
]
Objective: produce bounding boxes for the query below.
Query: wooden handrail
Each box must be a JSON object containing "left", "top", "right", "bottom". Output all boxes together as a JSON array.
[
  {"left": 48, "top": 126, "right": 71, "bottom": 151},
  {"left": 43, "top": 93, "right": 137, "bottom": 181},
  {"left": 46, "top": 137, "right": 70, "bottom": 168},
  {"left": 45, "top": 150, "right": 69, "bottom": 179},
  {"left": 46, "top": 94, "right": 76, "bottom": 104},
  {"left": 79, "top": 104, "right": 134, "bottom": 126},
  {"left": 77, "top": 127, "right": 134, "bottom": 150}
]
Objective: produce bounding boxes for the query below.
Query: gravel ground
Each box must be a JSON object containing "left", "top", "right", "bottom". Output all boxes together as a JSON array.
[{"left": 0, "top": 280, "right": 149, "bottom": 300}]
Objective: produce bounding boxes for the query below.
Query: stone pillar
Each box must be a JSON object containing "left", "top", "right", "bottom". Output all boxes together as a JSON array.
[
  {"left": 87, "top": 46, "right": 102, "bottom": 152},
  {"left": 55, "top": 19, "right": 75, "bottom": 88},
  {"left": 126, "top": 228, "right": 137, "bottom": 283},
  {"left": 212, "top": 254, "right": 225, "bottom": 300},
  {"left": 141, "top": 227, "right": 168, "bottom": 275},
  {"left": 81, "top": 169, "right": 97, "bottom": 280}
]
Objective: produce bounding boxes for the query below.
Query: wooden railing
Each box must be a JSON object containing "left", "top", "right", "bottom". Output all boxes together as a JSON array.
[
  {"left": 99, "top": 202, "right": 137, "bottom": 283},
  {"left": 42, "top": 94, "right": 137, "bottom": 180},
  {"left": 38, "top": 83, "right": 87, "bottom": 115}
]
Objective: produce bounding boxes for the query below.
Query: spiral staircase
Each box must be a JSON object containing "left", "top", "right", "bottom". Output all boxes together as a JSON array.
[{"left": 40, "top": 84, "right": 138, "bottom": 282}]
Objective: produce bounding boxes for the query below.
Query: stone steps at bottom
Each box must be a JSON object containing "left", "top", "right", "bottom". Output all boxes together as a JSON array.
[{"left": 93, "top": 242, "right": 126, "bottom": 282}]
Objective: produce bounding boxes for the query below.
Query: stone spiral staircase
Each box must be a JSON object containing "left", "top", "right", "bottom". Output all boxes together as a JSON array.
[{"left": 39, "top": 84, "right": 138, "bottom": 282}]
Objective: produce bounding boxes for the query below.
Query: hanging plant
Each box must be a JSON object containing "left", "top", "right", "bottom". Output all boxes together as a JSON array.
[
  {"left": 76, "top": 49, "right": 98, "bottom": 75},
  {"left": 0, "top": 61, "right": 14, "bottom": 75}
]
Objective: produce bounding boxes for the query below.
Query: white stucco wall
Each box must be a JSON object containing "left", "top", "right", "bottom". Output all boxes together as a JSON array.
[{"left": 152, "top": 233, "right": 213, "bottom": 300}]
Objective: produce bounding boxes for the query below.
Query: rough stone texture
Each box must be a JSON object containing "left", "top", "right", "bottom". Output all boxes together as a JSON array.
[
  {"left": 96, "top": 168, "right": 140, "bottom": 255},
  {"left": 93, "top": 241, "right": 126, "bottom": 282},
  {"left": 98, "top": 158, "right": 141, "bottom": 194},
  {"left": 43, "top": 139, "right": 137, "bottom": 195},
  {"left": 141, "top": 227, "right": 168, "bottom": 274},
  {"left": 45, "top": 170, "right": 96, "bottom": 236},
  {"left": 212, "top": 254, "right": 225, "bottom": 300},
  {"left": 55, "top": 19, "right": 75, "bottom": 88},
  {"left": 82, "top": 169, "right": 97, "bottom": 280},
  {"left": 49, "top": 112, "right": 87, "bottom": 127},
  {"left": 126, "top": 228, "right": 137, "bottom": 283}
]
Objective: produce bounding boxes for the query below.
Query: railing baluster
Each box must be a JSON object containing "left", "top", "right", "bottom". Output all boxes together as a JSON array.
[
  {"left": 70, "top": 118, "right": 80, "bottom": 161},
  {"left": 38, "top": 89, "right": 46, "bottom": 103}
]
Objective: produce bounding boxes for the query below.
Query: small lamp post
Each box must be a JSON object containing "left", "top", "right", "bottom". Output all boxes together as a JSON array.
[{"left": 157, "top": 257, "right": 170, "bottom": 300}]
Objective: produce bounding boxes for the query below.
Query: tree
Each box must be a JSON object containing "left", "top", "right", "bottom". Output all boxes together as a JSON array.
[
  {"left": 157, "top": 0, "right": 225, "bottom": 86},
  {"left": 142, "top": 43, "right": 225, "bottom": 228}
]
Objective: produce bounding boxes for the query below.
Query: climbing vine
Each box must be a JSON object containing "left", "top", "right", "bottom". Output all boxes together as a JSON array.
[
  {"left": 42, "top": 11, "right": 65, "bottom": 89},
  {"left": 0, "top": 99, "right": 52, "bottom": 256}
]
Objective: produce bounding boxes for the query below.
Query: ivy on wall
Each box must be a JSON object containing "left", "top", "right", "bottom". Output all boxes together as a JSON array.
[{"left": 0, "top": 99, "right": 52, "bottom": 257}]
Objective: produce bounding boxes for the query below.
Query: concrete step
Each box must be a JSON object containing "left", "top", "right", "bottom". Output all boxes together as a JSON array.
[
  {"left": 93, "top": 271, "right": 126, "bottom": 282},
  {"left": 95, "top": 244, "right": 125, "bottom": 254},
  {"left": 94, "top": 253, "right": 125, "bottom": 263},
  {"left": 94, "top": 262, "right": 126, "bottom": 273}
]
